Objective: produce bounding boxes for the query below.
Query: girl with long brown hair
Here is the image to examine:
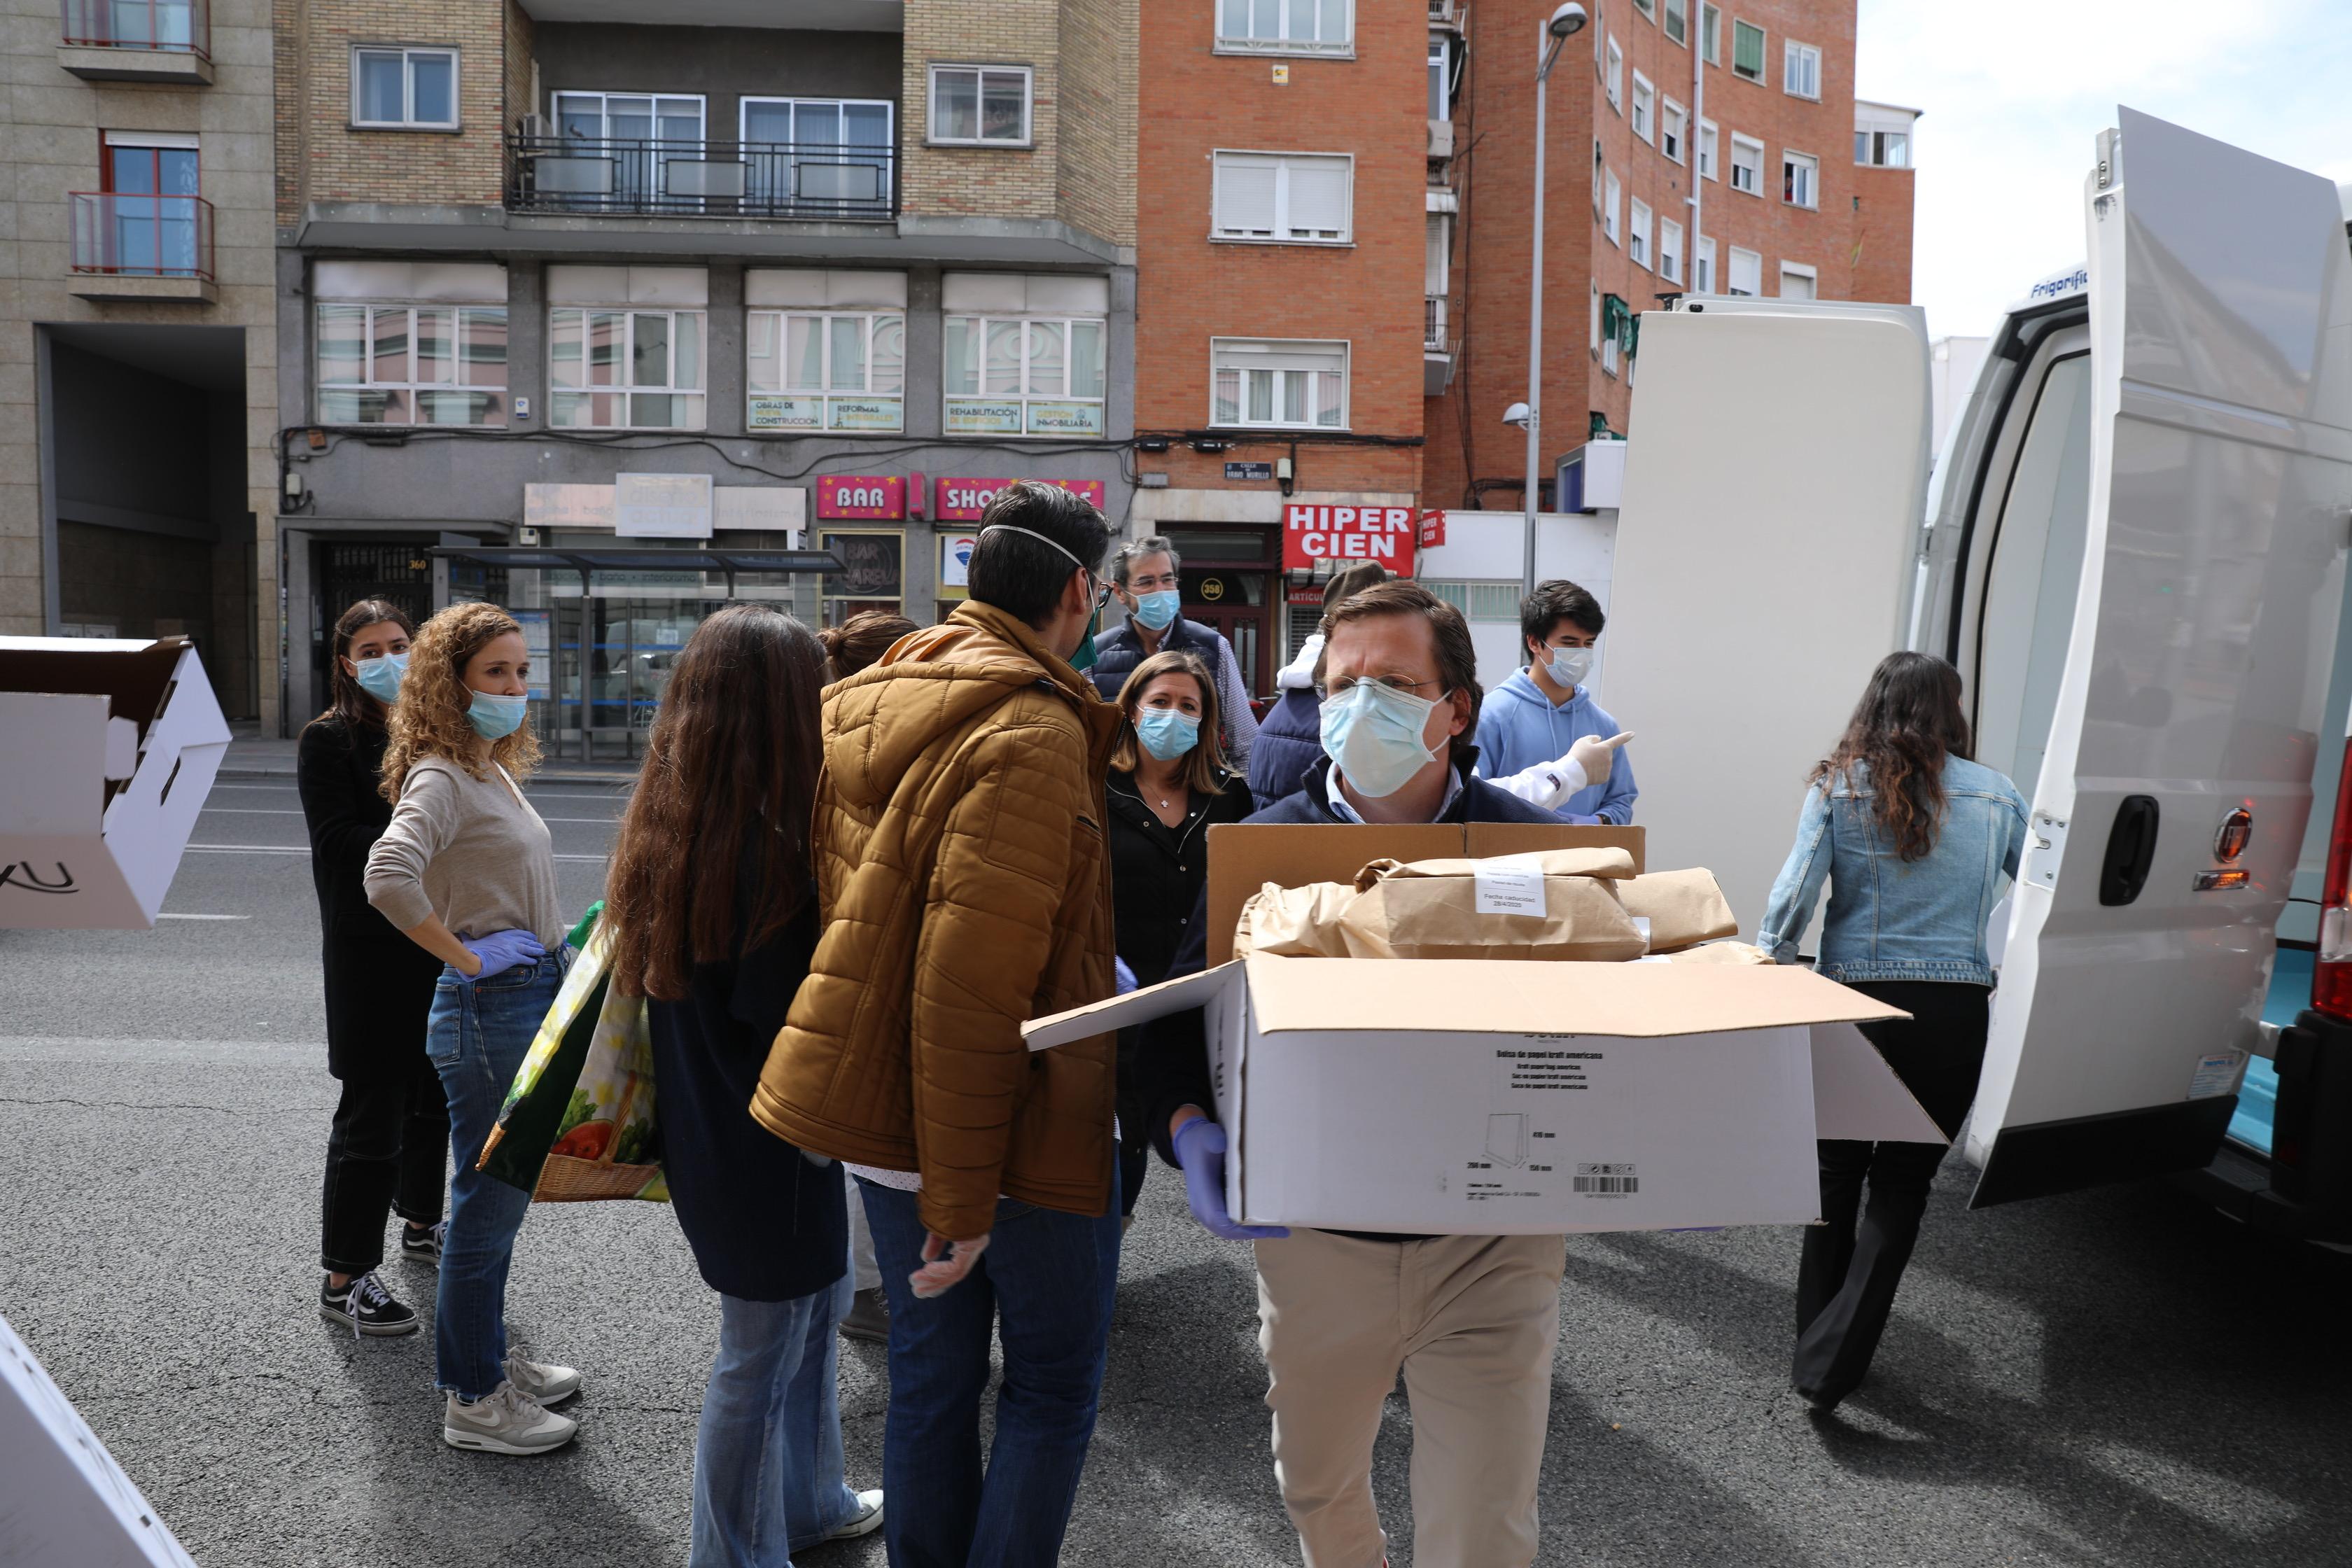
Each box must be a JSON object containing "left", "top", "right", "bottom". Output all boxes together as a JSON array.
[
  {"left": 1757, "top": 650, "right": 2031, "bottom": 1413},
  {"left": 298, "top": 598, "right": 449, "bottom": 1340},
  {"left": 603, "top": 604, "right": 883, "bottom": 1560},
  {"left": 363, "top": 600, "right": 579, "bottom": 1455}
]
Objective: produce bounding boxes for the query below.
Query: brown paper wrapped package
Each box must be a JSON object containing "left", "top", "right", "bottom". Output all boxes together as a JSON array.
[
  {"left": 1658, "top": 939, "right": 1775, "bottom": 965},
  {"left": 1616, "top": 868, "right": 1741, "bottom": 953},
  {"left": 1238, "top": 846, "right": 1648, "bottom": 962}
]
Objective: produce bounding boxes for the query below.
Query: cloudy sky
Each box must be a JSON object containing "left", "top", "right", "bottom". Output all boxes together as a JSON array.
[{"left": 1856, "top": 0, "right": 2352, "bottom": 342}]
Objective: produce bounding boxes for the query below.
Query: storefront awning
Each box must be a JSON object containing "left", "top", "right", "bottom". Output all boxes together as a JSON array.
[{"left": 432, "top": 546, "right": 847, "bottom": 596}]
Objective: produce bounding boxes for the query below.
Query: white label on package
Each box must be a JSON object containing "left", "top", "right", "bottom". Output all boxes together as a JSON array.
[
  {"left": 1474, "top": 856, "right": 1547, "bottom": 917},
  {"left": 2188, "top": 1051, "right": 2242, "bottom": 1100}
]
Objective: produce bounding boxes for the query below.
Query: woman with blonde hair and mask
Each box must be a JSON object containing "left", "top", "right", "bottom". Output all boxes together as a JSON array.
[{"left": 365, "top": 600, "right": 580, "bottom": 1455}]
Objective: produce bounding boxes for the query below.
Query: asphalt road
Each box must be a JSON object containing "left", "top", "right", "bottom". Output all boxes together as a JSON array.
[{"left": 4, "top": 776, "right": 2351, "bottom": 1567}]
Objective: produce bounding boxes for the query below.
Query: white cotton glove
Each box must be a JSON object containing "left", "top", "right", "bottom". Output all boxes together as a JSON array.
[{"left": 1566, "top": 730, "right": 1634, "bottom": 790}]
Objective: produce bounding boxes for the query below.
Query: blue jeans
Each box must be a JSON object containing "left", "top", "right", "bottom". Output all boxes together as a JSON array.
[
  {"left": 858, "top": 1175, "right": 1121, "bottom": 1568},
  {"left": 426, "top": 948, "right": 568, "bottom": 1401},
  {"left": 692, "top": 1270, "right": 862, "bottom": 1567}
]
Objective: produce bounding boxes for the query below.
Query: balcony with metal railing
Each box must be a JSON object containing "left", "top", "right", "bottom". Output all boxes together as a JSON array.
[
  {"left": 68, "top": 192, "right": 216, "bottom": 302},
  {"left": 505, "top": 134, "right": 897, "bottom": 223},
  {"left": 57, "top": 0, "right": 212, "bottom": 82},
  {"left": 1424, "top": 295, "right": 1455, "bottom": 394}
]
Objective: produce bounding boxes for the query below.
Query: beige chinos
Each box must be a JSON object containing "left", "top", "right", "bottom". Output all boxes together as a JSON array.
[{"left": 1254, "top": 1228, "right": 1567, "bottom": 1568}]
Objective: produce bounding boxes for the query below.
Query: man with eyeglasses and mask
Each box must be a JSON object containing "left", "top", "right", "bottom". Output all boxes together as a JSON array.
[
  {"left": 755, "top": 479, "right": 1126, "bottom": 1567},
  {"left": 1137, "top": 579, "right": 1572, "bottom": 1568},
  {"left": 1088, "top": 534, "right": 1261, "bottom": 767}
]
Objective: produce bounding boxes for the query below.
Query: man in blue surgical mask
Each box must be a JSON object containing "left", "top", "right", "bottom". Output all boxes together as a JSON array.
[
  {"left": 1138, "top": 580, "right": 1568, "bottom": 1568},
  {"left": 1087, "top": 535, "right": 1260, "bottom": 767}
]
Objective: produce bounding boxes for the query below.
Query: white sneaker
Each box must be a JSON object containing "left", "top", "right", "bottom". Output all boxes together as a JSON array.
[
  {"left": 827, "top": 1489, "right": 886, "bottom": 1542},
  {"left": 442, "top": 1382, "right": 578, "bottom": 1455},
  {"left": 503, "top": 1350, "right": 582, "bottom": 1405}
]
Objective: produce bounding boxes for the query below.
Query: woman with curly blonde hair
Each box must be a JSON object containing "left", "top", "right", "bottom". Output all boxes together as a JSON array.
[{"left": 364, "top": 600, "right": 580, "bottom": 1455}]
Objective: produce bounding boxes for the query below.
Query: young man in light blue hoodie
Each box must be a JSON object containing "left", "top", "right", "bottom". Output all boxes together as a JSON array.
[{"left": 1473, "top": 579, "right": 1637, "bottom": 824}]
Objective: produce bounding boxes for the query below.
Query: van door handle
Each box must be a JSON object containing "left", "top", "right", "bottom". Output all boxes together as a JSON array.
[{"left": 2099, "top": 795, "right": 2160, "bottom": 906}]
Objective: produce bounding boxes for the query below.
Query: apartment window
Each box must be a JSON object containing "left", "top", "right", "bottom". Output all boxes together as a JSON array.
[
  {"left": 552, "top": 92, "right": 705, "bottom": 206},
  {"left": 1429, "top": 35, "right": 1451, "bottom": 118},
  {"left": 1695, "top": 234, "right": 1716, "bottom": 292},
  {"left": 1784, "top": 41, "right": 1821, "bottom": 99},
  {"left": 1212, "top": 338, "right": 1348, "bottom": 430},
  {"left": 1664, "top": 0, "right": 1688, "bottom": 46},
  {"left": 1602, "top": 169, "right": 1620, "bottom": 245},
  {"left": 548, "top": 307, "right": 707, "bottom": 429},
  {"left": 929, "top": 64, "right": 1031, "bottom": 145},
  {"left": 1728, "top": 245, "right": 1761, "bottom": 297},
  {"left": 945, "top": 316, "right": 1106, "bottom": 435},
  {"left": 1628, "top": 199, "right": 1651, "bottom": 269},
  {"left": 747, "top": 311, "right": 905, "bottom": 433},
  {"left": 1783, "top": 150, "right": 1818, "bottom": 208},
  {"left": 1217, "top": 0, "right": 1352, "bottom": 54},
  {"left": 1632, "top": 0, "right": 1653, "bottom": 17},
  {"left": 1600, "top": 295, "right": 1626, "bottom": 376},
  {"left": 1660, "top": 98, "right": 1686, "bottom": 162},
  {"left": 1212, "top": 150, "right": 1352, "bottom": 244},
  {"left": 1856, "top": 127, "right": 1911, "bottom": 167},
  {"left": 318, "top": 304, "right": 506, "bottom": 425},
  {"left": 1729, "top": 132, "right": 1763, "bottom": 195},
  {"left": 1425, "top": 212, "right": 1451, "bottom": 297},
  {"left": 1604, "top": 36, "right": 1623, "bottom": 111},
  {"left": 1630, "top": 73, "right": 1654, "bottom": 143},
  {"left": 738, "top": 99, "right": 894, "bottom": 207},
  {"left": 1592, "top": 141, "right": 1605, "bottom": 215},
  {"left": 1697, "top": 119, "right": 1717, "bottom": 178},
  {"left": 1659, "top": 217, "right": 1683, "bottom": 284},
  {"left": 352, "top": 47, "right": 457, "bottom": 130},
  {"left": 1589, "top": 280, "right": 1602, "bottom": 358},
  {"left": 1700, "top": 4, "right": 1721, "bottom": 64},
  {"left": 1732, "top": 18, "right": 1765, "bottom": 81},
  {"left": 1779, "top": 262, "right": 1817, "bottom": 300},
  {"left": 93, "top": 134, "right": 201, "bottom": 277}
]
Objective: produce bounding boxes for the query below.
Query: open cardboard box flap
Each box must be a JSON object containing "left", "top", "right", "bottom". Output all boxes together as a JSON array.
[{"left": 1204, "top": 822, "right": 1645, "bottom": 966}]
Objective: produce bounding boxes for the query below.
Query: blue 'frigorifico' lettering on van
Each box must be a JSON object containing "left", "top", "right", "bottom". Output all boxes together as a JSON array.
[{"left": 2025, "top": 265, "right": 2090, "bottom": 302}]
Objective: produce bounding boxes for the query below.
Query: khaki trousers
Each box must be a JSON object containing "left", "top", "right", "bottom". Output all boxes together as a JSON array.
[{"left": 1254, "top": 1229, "right": 1566, "bottom": 1568}]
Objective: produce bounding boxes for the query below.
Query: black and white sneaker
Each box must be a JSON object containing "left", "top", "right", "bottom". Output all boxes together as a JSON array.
[
  {"left": 321, "top": 1270, "right": 419, "bottom": 1338},
  {"left": 400, "top": 1219, "right": 447, "bottom": 1266}
]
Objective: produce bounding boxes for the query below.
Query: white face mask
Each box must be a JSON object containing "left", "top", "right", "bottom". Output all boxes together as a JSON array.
[{"left": 1544, "top": 646, "right": 1594, "bottom": 690}]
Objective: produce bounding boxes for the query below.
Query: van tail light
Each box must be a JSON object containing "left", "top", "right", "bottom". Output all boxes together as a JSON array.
[{"left": 2314, "top": 733, "right": 2352, "bottom": 1022}]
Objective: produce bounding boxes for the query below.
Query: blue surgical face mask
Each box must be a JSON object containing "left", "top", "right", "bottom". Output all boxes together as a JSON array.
[
  {"left": 352, "top": 651, "right": 407, "bottom": 703},
  {"left": 465, "top": 689, "right": 530, "bottom": 742},
  {"left": 1135, "top": 706, "right": 1201, "bottom": 762},
  {"left": 1319, "top": 680, "right": 1447, "bottom": 799},
  {"left": 1545, "top": 645, "right": 1594, "bottom": 690},
  {"left": 1132, "top": 589, "right": 1181, "bottom": 632}
]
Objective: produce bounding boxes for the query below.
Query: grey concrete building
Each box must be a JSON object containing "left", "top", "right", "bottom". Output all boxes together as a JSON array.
[
  {"left": 6, "top": 0, "right": 279, "bottom": 724},
  {"left": 274, "top": 0, "right": 1138, "bottom": 750}
]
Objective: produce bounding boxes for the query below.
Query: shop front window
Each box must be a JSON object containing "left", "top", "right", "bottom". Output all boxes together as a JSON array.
[{"left": 819, "top": 528, "right": 904, "bottom": 622}]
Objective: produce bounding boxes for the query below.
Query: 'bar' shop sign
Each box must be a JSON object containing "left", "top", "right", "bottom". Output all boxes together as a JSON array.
[
  {"left": 1282, "top": 504, "right": 1420, "bottom": 577},
  {"left": 816, "top": 475, "right": 906, "bottom": 520},
  {"left": 933, "top": 477, "right": 1109, "bottom": 522}
]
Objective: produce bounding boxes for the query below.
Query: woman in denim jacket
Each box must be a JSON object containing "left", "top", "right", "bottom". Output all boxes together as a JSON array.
[{"left": 1756, "top": 651, "right": 2029, "bottom": 1413}]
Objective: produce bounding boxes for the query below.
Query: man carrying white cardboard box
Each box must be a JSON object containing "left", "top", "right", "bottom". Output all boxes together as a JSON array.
[{"left": 1144, "top": 582, "right": 1625, "bottom": 1568}]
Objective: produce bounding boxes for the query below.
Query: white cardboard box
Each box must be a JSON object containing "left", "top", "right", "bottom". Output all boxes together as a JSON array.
[
  {"left": 1028, "top": 954, "right": 1942, "bottom": 1237},
  {"left": 0, "top": 1313, "right": 196, "bottom": 1566},
  {"left": 0, "top": 637, "right": 229, "bottom": 930}
]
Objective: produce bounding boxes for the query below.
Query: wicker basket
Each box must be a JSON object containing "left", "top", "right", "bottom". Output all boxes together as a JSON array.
[{"left": 533, "top": 1153, "right": 664, "bottom": 1203}]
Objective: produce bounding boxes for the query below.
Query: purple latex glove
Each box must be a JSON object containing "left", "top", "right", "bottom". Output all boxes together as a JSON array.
[
  {"left": 460, "top": 927, "right": 545, "bottom": 981},
  {"left": 1172, "top": 1116, "right": 1289, "bottom": 1241},
  {"left": 1114, "top": 956, "right": 1139, "bottom": 995}
]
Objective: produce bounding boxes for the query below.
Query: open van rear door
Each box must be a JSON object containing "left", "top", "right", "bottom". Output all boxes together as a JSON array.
[
  {"left": 1965, "top": 108, "right": 2352, "bottom": 1205},
  {"left": 1608, "top": 299, "right": 1931, "bottom": 925}
]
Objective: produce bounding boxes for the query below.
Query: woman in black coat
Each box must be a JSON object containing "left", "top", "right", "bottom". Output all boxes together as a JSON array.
[
  {"left": 298, "top": 598, "right": 450, "bottom": 1336},
  {"left": 1105, "top": 649, "right": 1254, "bottom": 1222}
]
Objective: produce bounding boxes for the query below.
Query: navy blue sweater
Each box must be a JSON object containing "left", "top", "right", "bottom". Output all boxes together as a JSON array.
[{"left": 1245, "top": 687, "right": 1323, "bottom": 811}]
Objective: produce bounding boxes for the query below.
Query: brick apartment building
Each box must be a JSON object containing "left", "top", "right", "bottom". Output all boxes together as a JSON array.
[
  {"left": 1427, "top": 0, "right": 1917, "bottom": 510},
  {"left": 3, "top": 0, "right": 279, "bottom": 724},
  {"left": 270, "top": 0, "right": 1136, "bottom": 750},
  {"left": 1130, "top": 0, "right": 1431, "bottom": 687},
  {"left": 1132, "top": 0, "right": 1913, "bottom": 686}
]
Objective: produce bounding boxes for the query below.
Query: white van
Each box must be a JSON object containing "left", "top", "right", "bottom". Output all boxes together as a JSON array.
[{"left": 1602, "top": 106, "right": 2352, "bottom": 1239}]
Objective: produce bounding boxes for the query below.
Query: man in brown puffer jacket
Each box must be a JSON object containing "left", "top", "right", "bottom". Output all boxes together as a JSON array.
[{"left": 752, "top": 479, "right": 1123, "bottom": 1567}]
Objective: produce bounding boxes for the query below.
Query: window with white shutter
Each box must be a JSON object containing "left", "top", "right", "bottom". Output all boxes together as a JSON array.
[
  {"left": 1212, "top": 150, "right": 1353, "bottom": 244},
  {"left": 1728, "top": 245, "right": 1761, "bottom": 297}
]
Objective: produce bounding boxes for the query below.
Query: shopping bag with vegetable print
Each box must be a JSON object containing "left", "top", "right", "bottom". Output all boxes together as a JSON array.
[{"left": 477, "top": 903, "right": 669, "bottom": 1203}]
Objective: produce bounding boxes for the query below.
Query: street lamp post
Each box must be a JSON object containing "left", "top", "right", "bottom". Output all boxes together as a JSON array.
[{"left": 1521, "top": 3, "right": 1588, "bottom": 601}]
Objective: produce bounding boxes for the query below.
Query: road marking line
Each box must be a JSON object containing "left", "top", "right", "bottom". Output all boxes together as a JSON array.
[
  {"left": 156, "top": 913, "right": 252, "bottom": 920},
  {"left": 184, "top": 844, "right": 609, "bottom": 864},
  {"left": 199, "top": 807, "right": 617, "bottom": 823}
]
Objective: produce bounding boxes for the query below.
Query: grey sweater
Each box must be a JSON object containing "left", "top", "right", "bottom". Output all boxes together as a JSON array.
[{"left": 363, "top": 755, "right": 564, "bottom": 948}]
